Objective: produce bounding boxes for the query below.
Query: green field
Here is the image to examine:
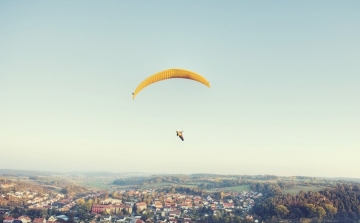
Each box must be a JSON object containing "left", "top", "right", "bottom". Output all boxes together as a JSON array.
[
  {"left": 282, "top": 185, "right": 329, "bottom": 195},
  {"left": 80, "top": 180, "right": 113, "bottom": 190}
]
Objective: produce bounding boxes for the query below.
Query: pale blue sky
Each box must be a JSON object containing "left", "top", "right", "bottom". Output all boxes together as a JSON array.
[{"left": 1, "top": 1, "right": 359, "bottom": 177}]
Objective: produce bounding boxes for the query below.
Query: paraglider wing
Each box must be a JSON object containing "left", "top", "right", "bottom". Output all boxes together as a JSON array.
[{"left": 132, "top": 69, "right": 210, "bottom": 99}]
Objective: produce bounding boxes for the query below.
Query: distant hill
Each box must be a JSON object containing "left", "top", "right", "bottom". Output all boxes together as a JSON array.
[
  {"left": 67, "top": 171, "right": 153, "bottom": 177},
  {"left": 0, "top": 169, "right": 154, "bottom": 178},
  {"left": 1, "top": 169, "right": 359, "bottom": 183},
  {"left": 66, "top": 171, "right": 121, "bottom": 177},
  {"left": 0, "top": 169, "right": 59, "bottom": 176},
  {"left": 329, "top": 177, "right": 360, "bottom": 182}
]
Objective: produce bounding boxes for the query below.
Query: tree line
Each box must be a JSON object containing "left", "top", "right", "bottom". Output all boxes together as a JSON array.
[{"left": 113, "top": 175, "right": 190, "bottom": 186}]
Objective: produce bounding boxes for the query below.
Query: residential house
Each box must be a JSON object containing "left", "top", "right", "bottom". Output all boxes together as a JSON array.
[
  {"left": 15, "top": 192, "right": 24, "bottom": 197},
  {"left": 169, "top": 210, "right": 181, "bottom": 218},
  {"left": 136, "top": 202, "right": 147, "bottom": 211},
  {"left": 115, "top": 216, "right": 126, "bottom": 222},
  {"left": 183, "top": 218, "right": 192, "bottom": 223},
  {"left": 124, "top": 202, "right": 134, "bottom": 207},
  {"left": 152, "top": 201, "right": 162, "bottom": 211},
  {"left": 100, "top": 216, "right": 111, "bottom": 222},
  {"left": 223, "top": 203, "right": 234, "bottom": 209},
  {"left": 16, "top": 218, "right": 28, "bottom": 223},
  {"left": 47, "top": 216, "right": 57, "bottom": 222},
  {"left": 33, "top": 219, "right": 45, "bottom": 223},
  {"left": 0, "top": 184, "right": 15, "bottom": 188},
  {"left": 3, "top": 217, "right": 14, "bottom": 223},
  {"left": 193, "top": 197, "right": 202, "bottom": 204},
  {"left": 179, "top": 204, "right": 190, "bottom": 210},
  {"left": 176, "top": 218, "right": 191, "bottom": 223},
  {"left": 163, "top": 205, "right": 176, "bottom": 212},
  {"left": 56, "top": 215, "right": 68, "bottom": 222},
  {"left": 51, "top": 202, "right": 64, "bottom": 209},
  {"left": 17, "top": 216, "right": 31, "bottom": 223}
]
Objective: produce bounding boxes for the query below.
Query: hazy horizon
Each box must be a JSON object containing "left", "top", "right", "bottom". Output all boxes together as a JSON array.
[
  {"left": 1, "top": 1, "right": 359, "bottom": 178},
  {"left": 2, "top": 168, "right": 360, "bottom": 181}
]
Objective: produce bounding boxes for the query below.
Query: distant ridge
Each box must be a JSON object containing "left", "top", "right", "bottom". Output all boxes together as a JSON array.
[
  {"left": 0, "top": 169, "right": 153, "bottom": 178},
  {"left": 326, "top": 177, "right": 360, "bottom": 183},
  {"left": 0, "top": 169, "right": 59, "bottom": 176},
  {"left": 1, "top": 169, "right": 359, "bottom": 182},
  {"left": 67, "top": 171, "right": 153, "bottom": 177}
]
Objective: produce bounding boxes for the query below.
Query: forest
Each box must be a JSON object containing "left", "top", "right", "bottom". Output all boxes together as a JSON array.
[{"left": 252, "top": 182, "right": 360, "bottom": 222}]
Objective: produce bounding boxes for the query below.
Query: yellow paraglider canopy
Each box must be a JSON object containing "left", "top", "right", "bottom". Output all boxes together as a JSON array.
[{"left": 132, "top": 68, "right": 210, "bottom": 99}]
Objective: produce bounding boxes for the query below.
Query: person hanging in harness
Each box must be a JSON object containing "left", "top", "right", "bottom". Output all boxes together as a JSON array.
[{"left": 176, "top": 131, "right": 184, "bottom": 141}]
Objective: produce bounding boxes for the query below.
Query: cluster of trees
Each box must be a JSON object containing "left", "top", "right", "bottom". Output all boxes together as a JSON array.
[
  {"left": 76, "top": 198, "right": 93, "bottom": 212},
  {"left": 75, "top": 198, "right": 96, "bottom": 221},
  {"left": 113, "top": 175, "right": 191, "bottom": 186},
  {"left": 29, "top": 176, "right": 43, "bottom": 180},
  {"left": 250, "top": 182, "right": 283, "bottom": 197},
  {"left": 252, "top": 183, "right": 360, "bottom": 222},
  {"left": 198, "top": 180, "right": 252, "bottom": 190},
  {"left": 240, "top": 175, "right": 279, "bottom": 181},
  {"left": 144, "top": 175, "right": 190, "bottom": 184},
  {"left": 112, "top": 177, "right": 145, "bottom": 186},
  {"left": 199, "top": 215, "right": 252, "bottom": 223},
  {"left": 59, "top": 185, "right": 88, "bottom": 196},
  {"left": 198, "top": 177, "right": 328, "bottom": 192},
  {"left": 191, "top": 206, "right": 251, "bottom": 223}
]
